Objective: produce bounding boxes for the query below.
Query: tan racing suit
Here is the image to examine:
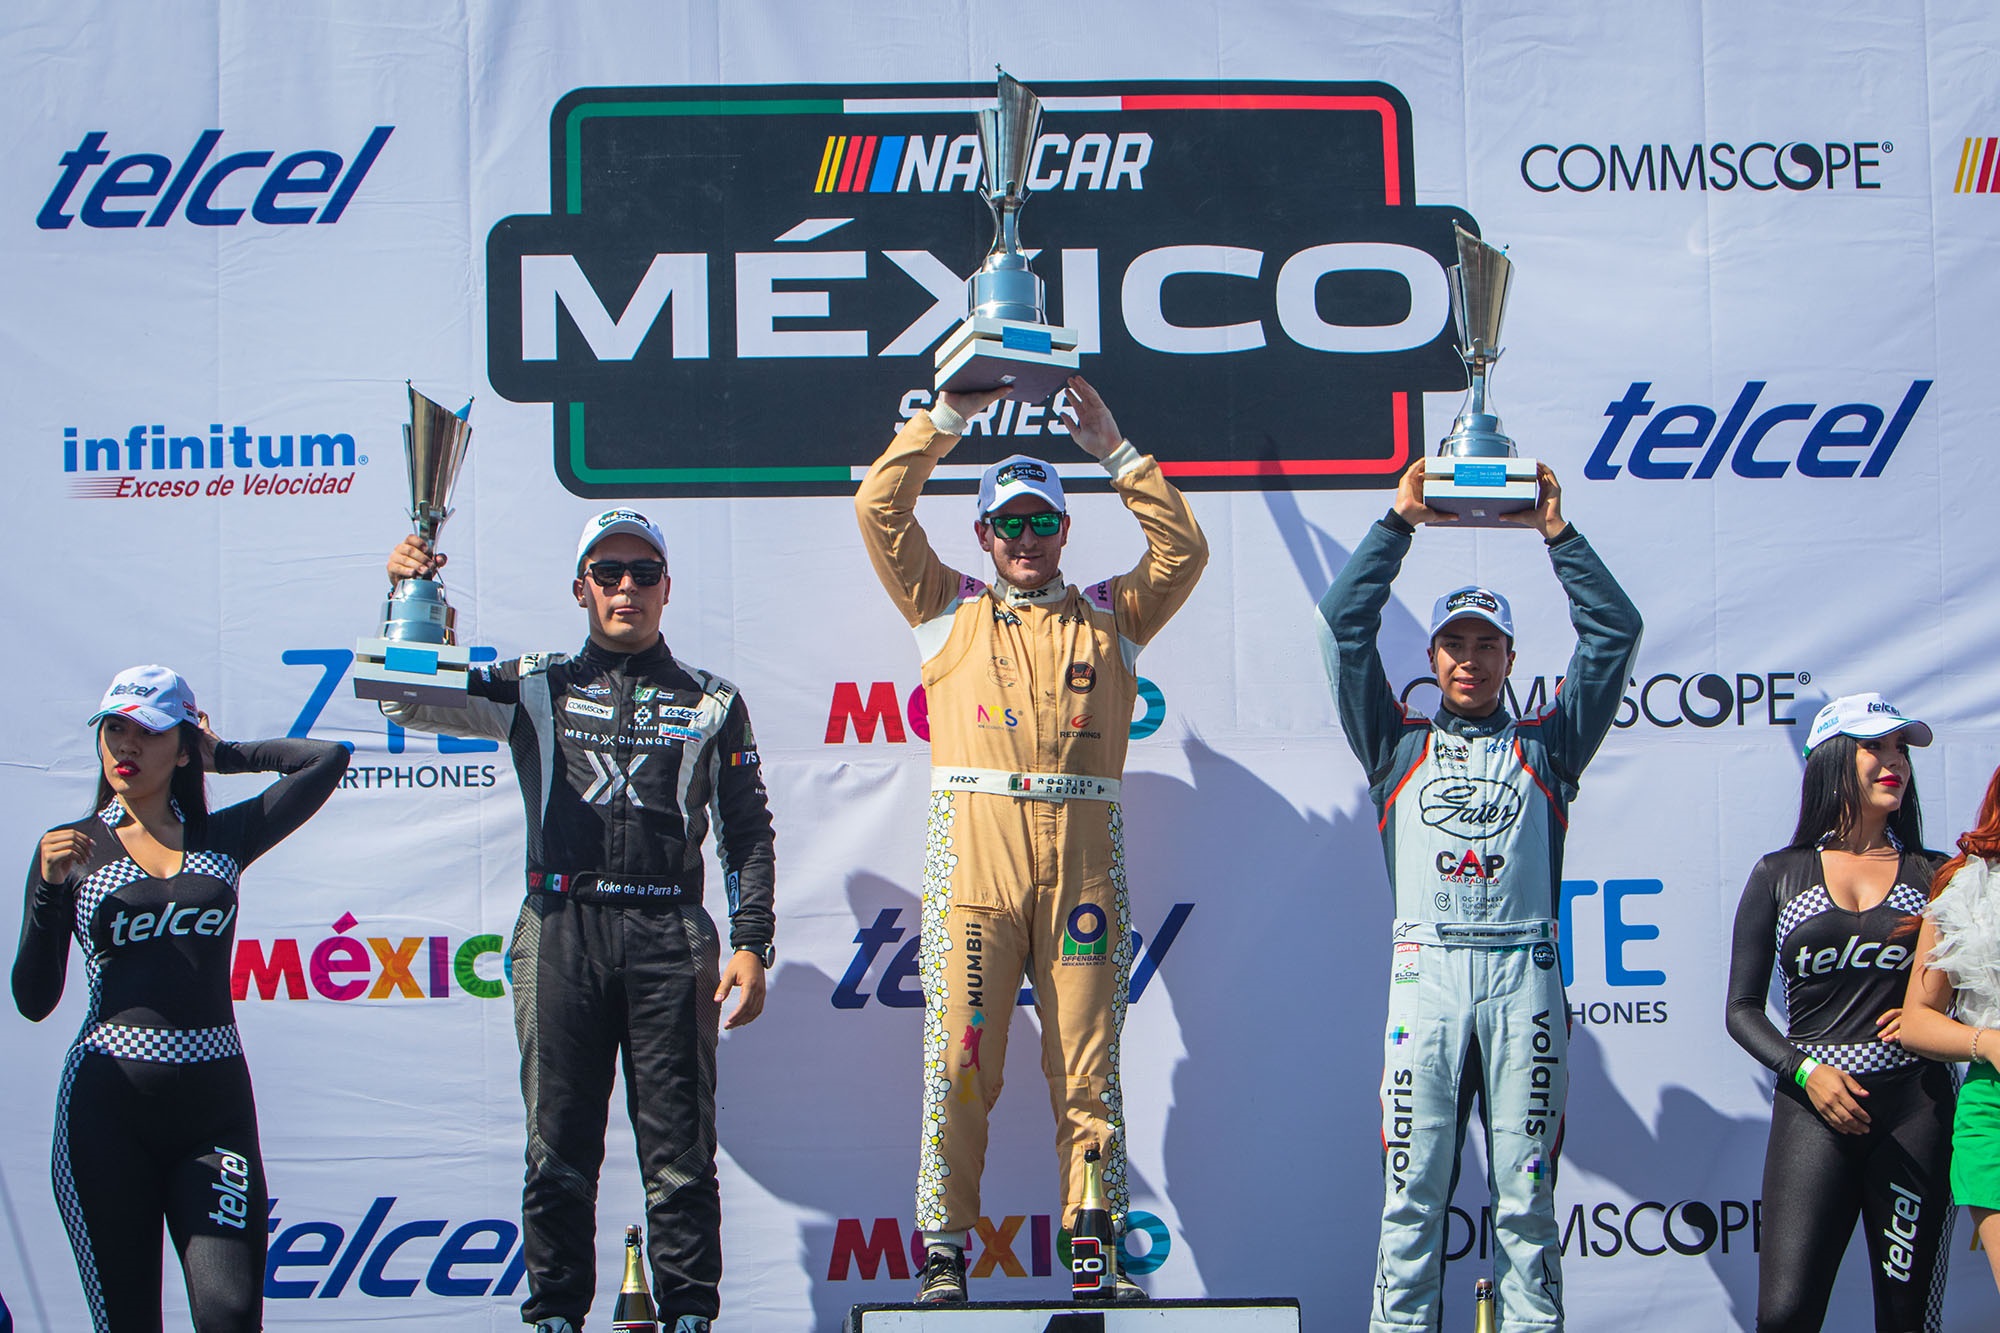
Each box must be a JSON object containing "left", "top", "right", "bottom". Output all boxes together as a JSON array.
[{"left": 856, "top": 409, "right": 1206, "bottom": 1236}]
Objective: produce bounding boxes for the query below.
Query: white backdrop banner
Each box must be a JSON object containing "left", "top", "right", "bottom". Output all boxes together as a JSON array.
[{"left": 3, "top": 1, "right": 1998, "bottom": 1329}]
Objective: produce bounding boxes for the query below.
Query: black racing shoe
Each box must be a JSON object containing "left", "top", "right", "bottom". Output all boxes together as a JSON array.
[
  {"left": 915, "top": 1245, "right": 968, "bottom": 1303},
  {"left": 1113, "top": 1262, "right": 1147, "bottom": 1302}
]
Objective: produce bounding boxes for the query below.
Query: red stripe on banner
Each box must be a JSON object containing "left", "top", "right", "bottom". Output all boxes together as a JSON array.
[
  {"left": 846, "top": 135, "right": 879, "bottom": 192},
  {"left": 1119, "top": 94, "right": 1402, "bottom": 206},
  {"left": 1980, "top": 138, "right": 1999, "bottom": 194},
  {"left": 836, "top": 138, "right": 862, "bottom": 192},
  {"left": 1157, "top": 391, "right": 1413, "bottom": 477}
]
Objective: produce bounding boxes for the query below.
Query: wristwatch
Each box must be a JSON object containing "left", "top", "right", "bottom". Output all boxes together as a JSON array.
[{"left": 745, "top": 943, "right": 775, "bottom": 968}]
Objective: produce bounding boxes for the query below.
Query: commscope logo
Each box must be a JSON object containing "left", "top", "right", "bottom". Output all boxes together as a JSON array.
[
  {"left": 36, "top": 127, "right": 392, "bottom": 230},
  {"left": 1519, "top": 139, "right": 1889, "bottom": 194},
  {"left": 1397, "top": 669, "right": 1809, "bottom": 731},
  {"left": 485, "top": 80, "right": 1482, "bottom": 498},
  {"left": 1445, "top": 1198, "right": 1760, "bottom": 1261},
  {"left": 231, "top": 913, "right": 507, "bottom": 1002}
]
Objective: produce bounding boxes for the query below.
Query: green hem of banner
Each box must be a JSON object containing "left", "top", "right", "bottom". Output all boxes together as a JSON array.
[
  {"left": 566, "top": 402, "right": 850, "bottom": 485},
  {"left": 564, "top": 98, "right": 845, "bottom": 213}
]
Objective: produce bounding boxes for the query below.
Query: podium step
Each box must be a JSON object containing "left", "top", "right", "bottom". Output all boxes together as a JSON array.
[{"left": 844, "top": 1297, "right": 1301, "bottom": 1331}]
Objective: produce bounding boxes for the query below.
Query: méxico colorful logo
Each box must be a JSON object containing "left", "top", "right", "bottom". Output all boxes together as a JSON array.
[{"left": 486, "top": 81, "right": 1476, "bottom": 498}]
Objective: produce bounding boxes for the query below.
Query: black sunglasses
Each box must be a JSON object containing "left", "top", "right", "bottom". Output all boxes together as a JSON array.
[
  {"left": 986, "top": 511, "right": 1063, "bottom": 539},
  {"left": 585, "top": 558, "right": 666, "bottom": 588}
]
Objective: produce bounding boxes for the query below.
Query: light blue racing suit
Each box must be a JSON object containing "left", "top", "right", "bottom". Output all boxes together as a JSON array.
[{"left": 1318, "top": 512, "right": 1641, "bottom": 1332}]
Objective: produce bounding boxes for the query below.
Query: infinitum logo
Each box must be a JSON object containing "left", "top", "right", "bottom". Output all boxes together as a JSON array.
[
  {"left": 62, "top": 422, "right": 368, "bottom": 499},
  {"left": 1953, "top": 137, "right": 2000, "bottom": 194}
]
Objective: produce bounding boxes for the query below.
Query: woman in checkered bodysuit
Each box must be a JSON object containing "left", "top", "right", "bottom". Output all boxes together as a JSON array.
[
  {"left": 1724, "top": 694, "right": 1955, "bottom": 1333},
  {"left": 11, "top": 666, "right": 347, "bottom": 1332}
]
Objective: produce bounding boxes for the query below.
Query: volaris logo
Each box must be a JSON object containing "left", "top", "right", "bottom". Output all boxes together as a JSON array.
[{"left": 486, "top": 81, "right": 1478, "bottom": 498}]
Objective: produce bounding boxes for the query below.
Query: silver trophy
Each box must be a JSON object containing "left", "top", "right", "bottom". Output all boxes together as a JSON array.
[
  {"left": 933, "top": 70, "right": 1080, "bottom": 401},
  {"left": 353, "top": 385, "right": 476, "bottom": 706},
  {"left": 1423, "top": 224, "right": 1540, "bottom": 524}
]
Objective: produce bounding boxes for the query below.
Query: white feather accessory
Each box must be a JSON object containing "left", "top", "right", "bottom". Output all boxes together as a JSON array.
[{"left": 1926, "top": 857, "right": 2000, "bottom": 1030}]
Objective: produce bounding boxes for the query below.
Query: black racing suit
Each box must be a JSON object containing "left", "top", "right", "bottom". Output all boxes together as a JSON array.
[
  {"left": 1726, "top": 845, "right": 1954, "bottom": 1332},
  {"left": 385, "top": 637, "right": 775, "bottom": 1326},
  {"left": 12, "top": 738, "right": 348, "bottom": 1333}
]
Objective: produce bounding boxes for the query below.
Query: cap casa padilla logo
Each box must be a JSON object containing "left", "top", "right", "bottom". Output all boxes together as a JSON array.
[
  {"left": 63, "top": 423, "right": 367, "bottom": 500},
  {"left": 486, "top": 81, "right": 1475, "bottom": 499},
  {"left": 812, "top": 127, "right": 1153, "bottom": 194},
  {"left": 825, "top": 678, "right": 1167, "bottom": 743},
  {"left": 827, "top": 1209, "right": 1172, "bottom": 1281},
  {"left": 281, "top": 647, "right": 504, "bottom": 792},
  {"left": 231, "top": 912, "right": 507, "bottom": 1002},
  {"left": 1953, "top": 137, "right": 2000, "bottom": 194}
]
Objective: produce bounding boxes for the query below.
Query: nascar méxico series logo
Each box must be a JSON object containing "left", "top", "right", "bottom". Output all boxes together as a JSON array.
[
  {"left": 485, "top": 81, "right": 1477, "bottom": 497},
  {"left": 1955, "top": 135, "right": 2000, "bottom": 194}
]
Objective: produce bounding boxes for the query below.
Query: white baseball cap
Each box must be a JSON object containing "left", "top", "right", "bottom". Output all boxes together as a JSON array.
[
  {"left": 1804, "top": 693, "right": 1934, "bottom": 754},
  {"left": 1428, "top": 585, "right": 1514, "bottom": 641},
  {"left": 575, "top": 509, "right": 668, "bottom": 574},
  {"left": 87, "top": 665, "right": 200, "bottom": 733},
  {"left": 977, "top": 455, "right": 1065, "bottom": 518}
]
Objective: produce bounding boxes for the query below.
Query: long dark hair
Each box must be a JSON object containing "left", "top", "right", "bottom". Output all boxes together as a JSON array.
[
  {"left": 1787, "top": 732, "right": 1923, "bottom": 852},
  {"left": 92, "top": 721, "right": 208, "bottom": 842}
]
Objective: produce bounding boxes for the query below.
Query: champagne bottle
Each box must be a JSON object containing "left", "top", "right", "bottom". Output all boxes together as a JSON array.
[
  {"left": 1070, "top": 1146, "right": 1116, "bottom": 1302},
  {"left": 1472, "top": 1277, "right": 1496, "bottom": 1333},
  {"left": 611, "top": 1225, "right": 658, "bottom": 1333}
]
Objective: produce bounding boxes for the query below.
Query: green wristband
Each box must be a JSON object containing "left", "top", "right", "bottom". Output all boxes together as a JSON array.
[{"left": 1794, "top": 1056, "right": 1822, "bottom": 1088}]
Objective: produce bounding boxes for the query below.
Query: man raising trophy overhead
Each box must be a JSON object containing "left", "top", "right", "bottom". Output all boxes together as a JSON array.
[
  {"left": 1315, "top": 231, "right": 1643, "bottom": 1332},
  {"left": 856, "top": 372, "right": 1206, "bottom": 1304}
]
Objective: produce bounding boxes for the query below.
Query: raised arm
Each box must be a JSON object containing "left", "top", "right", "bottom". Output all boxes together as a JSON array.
[
  {"left": 1057, "top": 378, "right": 1206, "bottom": 648},
  {"left": 1509, "top": 465, "right": 1642, "bottom": 787},
  {"left": 208, "top": 737, "right": 351, "bottom": 865},
  {"left": 1316, "top": 513, "right": 1418, "bottom": 791},
  {"left": 855, "top": 407, "right": 978, "bottom": 629},
  {"left": 376, "top": 536, "right": 515, "bottom": 739}
]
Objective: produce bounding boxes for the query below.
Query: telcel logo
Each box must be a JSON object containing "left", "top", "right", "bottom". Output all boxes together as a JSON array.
[
  {"left": 38, "top": 127, "right": 392, "bottom": 229},
  {"left": 1584, "top": 381, "right": 1929, "bottom": 480}
]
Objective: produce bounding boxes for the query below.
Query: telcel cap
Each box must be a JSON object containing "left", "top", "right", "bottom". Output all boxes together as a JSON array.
[
  {"left": 87, "top": 665, "right": 200, "bottom": 733},
  {"left": 1428, "top": 585, "right": 1514, "bottom": 641},
  {"left": 977, "top": 455, "right": 1065, "bottom": 519},
  {"left": 1804, "top": 693, "right": 1933, "bottom": 754},
  {"left": 576, "top": 509, "right": 668, "bottom": 574}
]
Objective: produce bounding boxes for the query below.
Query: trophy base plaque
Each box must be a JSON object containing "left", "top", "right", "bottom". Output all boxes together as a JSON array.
[
  {"left": 353, "top": 636, "right": 474, "bottom": 708},
  {"left": 845, "top": 1297, "right": 1301, "bottom": 1331},
  {"left": 935, "top": 316, "right": 1080, "bottom": 402},
  {"left": 1426, "top": 456, "right": 1540, "bottom": 525}
]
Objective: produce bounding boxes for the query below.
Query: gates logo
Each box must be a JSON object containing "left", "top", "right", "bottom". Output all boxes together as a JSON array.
[{"left": 485, "top": 82, "right": 1478, "bottom": 498}]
